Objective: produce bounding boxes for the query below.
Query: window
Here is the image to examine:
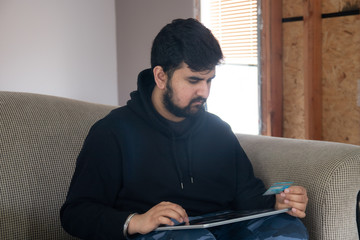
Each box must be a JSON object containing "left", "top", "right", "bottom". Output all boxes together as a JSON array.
[{"left": 200, "top": 0, "right": 260, "bottom": 134}]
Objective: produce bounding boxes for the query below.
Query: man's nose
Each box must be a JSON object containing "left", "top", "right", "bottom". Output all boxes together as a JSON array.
[{"left": 197, "top": 81, "right": 211, "bottom": 98}]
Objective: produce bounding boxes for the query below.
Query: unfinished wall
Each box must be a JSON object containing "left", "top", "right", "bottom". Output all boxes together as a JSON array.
[
  {"left": 283, "top": 20, "right": 305, "bottom": 139},
  {"left": 322, "top": 15, "right": 360, "bottom": 144},
  {"left": 282, "top": 0, "right": 360, "bottom": 145}
]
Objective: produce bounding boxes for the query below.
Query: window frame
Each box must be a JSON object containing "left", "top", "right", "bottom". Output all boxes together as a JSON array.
[{"left": 259, "top": 0, "right": 283, "bottom": 136}]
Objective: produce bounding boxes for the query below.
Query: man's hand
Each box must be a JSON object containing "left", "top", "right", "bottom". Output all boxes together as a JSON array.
[
  {"left": 127, "top": 201, "right": 189, "bottom": 235},
  {"left": 275, "top": 186, "right": 308, "bottom": 218}
]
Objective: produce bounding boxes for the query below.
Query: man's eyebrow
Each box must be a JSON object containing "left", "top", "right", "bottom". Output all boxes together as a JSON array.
[
  {"left": 188, "top": 76, "right": 204, "bottom": 81},
  {"left": 188, "top": 75, "right": 216, "bottom": 81}
]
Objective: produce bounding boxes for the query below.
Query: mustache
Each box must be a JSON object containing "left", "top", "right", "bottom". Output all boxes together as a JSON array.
[{"left": 190, "top": 97, "right": 207, "bottom": 104}]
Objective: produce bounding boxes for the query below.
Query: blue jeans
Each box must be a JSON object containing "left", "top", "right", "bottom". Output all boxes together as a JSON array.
[{"left": 132, "top": 213, "right": 309, "bottom": 240}]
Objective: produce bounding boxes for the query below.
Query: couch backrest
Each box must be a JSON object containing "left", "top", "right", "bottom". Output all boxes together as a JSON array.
[{"left": 0, "top": 92, "right": 116, "bottom": 239}]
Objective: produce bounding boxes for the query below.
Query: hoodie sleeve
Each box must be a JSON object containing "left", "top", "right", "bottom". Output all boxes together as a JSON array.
[
  {"left": 60, "top": 119, "right": 129, "bottom": 240},
  {"left": 232, "top": 135, "right": 276, "bottom": 210}
]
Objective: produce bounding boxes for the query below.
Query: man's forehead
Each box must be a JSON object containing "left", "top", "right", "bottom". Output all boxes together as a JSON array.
[{"left": 182, "top": 63, "right": 215, "bottom": 75}]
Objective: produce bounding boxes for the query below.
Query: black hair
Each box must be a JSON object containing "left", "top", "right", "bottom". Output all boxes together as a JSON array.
[{"left": 151, "top": 18, "right": 223, "bottom": 77}]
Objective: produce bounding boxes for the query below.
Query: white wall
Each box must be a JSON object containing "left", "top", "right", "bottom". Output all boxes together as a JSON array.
[
  {"left": 115, "top": 0, "right": 194, "bottom": 106},
  {"left": 0, "top": 0, "right": 118, "bottom": 105}
]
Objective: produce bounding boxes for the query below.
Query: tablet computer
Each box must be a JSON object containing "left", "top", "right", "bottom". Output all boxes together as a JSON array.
[{"left": 155, "top": 208, "right": 290, "bottom": 231}]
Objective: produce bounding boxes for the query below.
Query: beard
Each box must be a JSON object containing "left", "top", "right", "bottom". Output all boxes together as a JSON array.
[{"left": 163, "top": 80, "right": 206, "bottom": 118}]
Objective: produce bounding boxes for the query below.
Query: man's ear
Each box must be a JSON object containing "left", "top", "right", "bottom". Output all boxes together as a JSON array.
[{"left": 153, "top": 66, "right": 167, "bottom": 90}]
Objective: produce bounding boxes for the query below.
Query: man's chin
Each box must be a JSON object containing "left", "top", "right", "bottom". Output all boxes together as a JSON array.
[
  {"left": 188, "top": 105, "right": 204, "bottom": 115},
  {"left": 166, "top": 103, "right": 204, "bottom": 118}
]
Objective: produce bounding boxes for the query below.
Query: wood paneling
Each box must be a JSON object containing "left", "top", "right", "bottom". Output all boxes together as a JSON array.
[
  {"left": 322, "top": 15, "right": 360, "bottom": 144},
  {"left": 282, "top": 0, "right": 360, "bottom": 145},
  {"left": 283, "top": 0, "right": 304, "bottom": 18},
  {"left": 322, "top": 0, "right": 360, "bottom": 13},
  {"left": 283, "top": 21, "right": 305, "bottom": 139}
]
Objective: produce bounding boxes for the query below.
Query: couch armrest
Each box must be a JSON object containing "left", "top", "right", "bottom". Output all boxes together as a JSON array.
[
  {"left": 0, "top": 92, "right": 116, "bottom": 239},
  {"left": 236, "top": 134, "right": 360, "bottom": 240}
]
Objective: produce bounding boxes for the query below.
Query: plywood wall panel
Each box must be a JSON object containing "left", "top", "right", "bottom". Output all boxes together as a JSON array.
[
  {"left": 322, "top": 0, "right": 360, "bottom": 13},
  {"left": 283, "top": 0, "right": 304, "bottom": 18},
  {"left": 322, "top": 15, "right": 360, "bottom": 144},
  {"left": 283, "top": 22, "right": 305, "bottom": 139}
]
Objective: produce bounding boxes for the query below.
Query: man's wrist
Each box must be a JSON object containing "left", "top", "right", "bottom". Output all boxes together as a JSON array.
[{"left": 123, "top": 213, "right": 138, "bottom": 239}]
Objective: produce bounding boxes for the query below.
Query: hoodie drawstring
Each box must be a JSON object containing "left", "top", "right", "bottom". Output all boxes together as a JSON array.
[
  {"left": 187, "top": 133, "right": 194, "bottom": 184},
  {"left": 171, "top": 134, "right": 195, "bottom": 190},
  {"left": 171, "top": 136, "right": 184, "bottom": 189}
]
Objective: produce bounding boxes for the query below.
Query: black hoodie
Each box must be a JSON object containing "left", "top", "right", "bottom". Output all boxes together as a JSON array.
[{"left": 60, "top": 69, "right": 275, "bottom": 240}]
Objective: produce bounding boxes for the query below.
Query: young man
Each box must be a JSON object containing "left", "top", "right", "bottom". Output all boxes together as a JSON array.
[{"left": 61, "top": 18, "right": 308, "bottom": 240}]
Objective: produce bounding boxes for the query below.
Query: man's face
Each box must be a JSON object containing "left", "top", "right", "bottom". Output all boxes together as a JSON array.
[{"left": 162, "top": 64, "right": 215, "bottom": 118}]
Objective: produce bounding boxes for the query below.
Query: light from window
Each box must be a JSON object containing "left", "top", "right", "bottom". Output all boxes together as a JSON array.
[{"left": 200, "top": 0, "right": 259, "bottom": 135}]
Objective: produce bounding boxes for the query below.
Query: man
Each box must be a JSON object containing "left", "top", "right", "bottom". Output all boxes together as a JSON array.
[{"left": 61, "top": 18, "right": 308, "bottom": 239}]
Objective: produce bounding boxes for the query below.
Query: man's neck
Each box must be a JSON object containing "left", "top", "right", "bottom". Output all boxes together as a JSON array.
[{"left": 151, "top": 87, "right": 185, "bottom": 123}]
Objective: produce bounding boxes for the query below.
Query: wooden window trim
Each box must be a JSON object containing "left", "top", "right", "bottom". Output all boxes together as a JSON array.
[{"left": 260, "top": 0, "right": 283, "bottom": 137}]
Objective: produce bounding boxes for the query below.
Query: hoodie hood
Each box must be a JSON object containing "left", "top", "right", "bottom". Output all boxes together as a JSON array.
[{"left": 127, "top": 68, "right": 206, "bottom": 189}]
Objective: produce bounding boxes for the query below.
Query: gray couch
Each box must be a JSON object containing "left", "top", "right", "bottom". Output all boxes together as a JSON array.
[{"left": 0, "top": 91, "right": 359, "bottom": 239}]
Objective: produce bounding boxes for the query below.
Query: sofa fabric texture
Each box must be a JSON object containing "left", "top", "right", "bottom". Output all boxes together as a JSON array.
[
  {"left": 237, "top": 134, "right": 360, "bottom": 240},
  {"left": 0, "top": 91, "right": 359, "bottom": 239},
  {"left": 0, "top": 92, "right": 114, "bottom": 239}
]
